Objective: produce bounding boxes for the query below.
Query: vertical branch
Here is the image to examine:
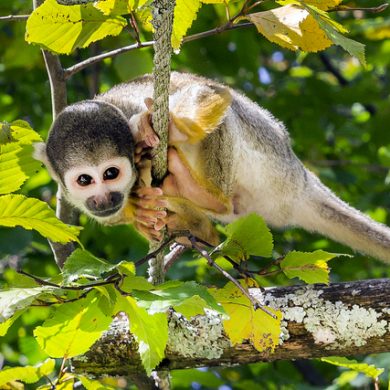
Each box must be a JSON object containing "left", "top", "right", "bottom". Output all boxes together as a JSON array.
[
  {"left": 33, "top": 0, "right": 78, "bottom": 268},
  {"left": 148, "top": 0, "right": 175, "bottom": 285}
]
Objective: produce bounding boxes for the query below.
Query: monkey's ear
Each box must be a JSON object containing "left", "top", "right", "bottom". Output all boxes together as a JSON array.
[{"left": 33, "top": 142, "right": 60, "bottom": 182}]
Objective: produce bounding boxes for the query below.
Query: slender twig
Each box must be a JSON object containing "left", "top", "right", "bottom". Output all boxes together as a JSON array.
[
  {"left": 64, "top": 41, "right": 153, "bottom": 79},
  {"left": 64, "top": 22, "right": 254, "bottom": 79},
  {"left": 33, "top": 289, "right": 92, "bottom": 306},
  {"left": 130, "top": 12, "right": 141, "bottom": 45},
  {"left": 135, "top": 235, "right": 179, "bottom": 267},
  {"left": 189, "top": 236, "right": 277, "bottom": 318},
  {"left": 164, "top": 243, "right": 186, "bottom": 272},
  {"left": 0, "top": 14, "right": 29, "bottom": 21},
  {"left": 17, "top": 269, "right": 121, "bottom": 290},
  {"left": 330, "top": 3, "right": 388, "bottom": 13}
]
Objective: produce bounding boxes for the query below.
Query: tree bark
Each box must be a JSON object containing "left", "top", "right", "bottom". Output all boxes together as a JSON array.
[{"left": 73, "top": 278, "right": 390, "bottom": 377}]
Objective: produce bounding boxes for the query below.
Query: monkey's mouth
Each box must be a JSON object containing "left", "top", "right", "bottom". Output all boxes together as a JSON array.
[{"left": 91, "top": 205, "right": 122, "bottom": 217}]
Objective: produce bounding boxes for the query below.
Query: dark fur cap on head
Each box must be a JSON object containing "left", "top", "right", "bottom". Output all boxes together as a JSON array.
[{"left": 46, "top": 100, "right": 135, "bottom": 179}]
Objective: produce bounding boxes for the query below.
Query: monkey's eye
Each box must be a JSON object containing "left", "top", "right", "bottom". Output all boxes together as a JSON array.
[
  {"left": 77, "top": 174, "right": 93, "bottom": 186},
  {"left": 103, "top": 167, "right": 120, "bottom": 181}
]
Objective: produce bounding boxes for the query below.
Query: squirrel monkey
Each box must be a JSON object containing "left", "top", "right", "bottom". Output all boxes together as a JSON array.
[{"left": 34, "top": 72, "right": 390, "bottom": 262}]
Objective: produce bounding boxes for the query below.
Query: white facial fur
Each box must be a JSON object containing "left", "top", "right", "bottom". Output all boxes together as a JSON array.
[{"left": 63, "top": 157, "right": 135, "bottom": 220}]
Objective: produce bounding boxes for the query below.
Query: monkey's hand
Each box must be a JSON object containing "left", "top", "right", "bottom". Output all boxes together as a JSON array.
[{"left": 131, "top": 187, "right": 168, "bottom": 241}]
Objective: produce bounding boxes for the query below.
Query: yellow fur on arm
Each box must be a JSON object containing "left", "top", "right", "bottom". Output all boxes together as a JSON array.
[{"left": 171, "top": 87, "right": 232, "bottom": 144}]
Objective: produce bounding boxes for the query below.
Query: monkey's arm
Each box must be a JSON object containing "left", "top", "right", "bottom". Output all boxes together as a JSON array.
[{"left": 169, "top": 84, "right": 232, "bottom": 144}]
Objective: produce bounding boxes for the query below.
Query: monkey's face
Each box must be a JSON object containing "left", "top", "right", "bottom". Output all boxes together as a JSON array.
[{"left": 63, "top": 157, "right": 135, "bottom": 222}]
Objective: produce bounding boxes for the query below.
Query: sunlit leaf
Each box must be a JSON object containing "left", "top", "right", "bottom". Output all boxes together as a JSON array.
[
  {"left": 79, "top": 375, "right": 116, "bottom": 390},
  {"left": 321, "top": 356, "right": 384, "bottom": 379},
  {"left": 114, "top": 295, "right": 168, "bottom": 375},
  {"left": 94, "top": 0, "right": 148, "bottom": 15},
  {"left": 0, "top": 121, "right": 42, "bottom": 194},
  {"left": 0, "top": 359, "right": 55, "bottom": 387},
  {"left": 219, "top": 213, "right": 273, "bottom": 261},
  {"left": 0, "top": 194, "right": 81, "bottom": 244},
  {"left": 278, "top": 0, "right": 343, "bottom": 11},
  {"left": 172, "top": 0, "right": 202, "bottom": 50},
  {"left": 281, "top": 250, "right": 343, "bottom": 284},
  {"left": 0, "top": 309, "right": 24, "bottom": 336},
  {"left": 0, "top": 287, "right": 55, "bottom": 322},
  {"left": 307, "top": 5, "right": 366, "bottom": 65},
  {"left": 34, "top": 293, "right": 113, "bottom": 358},
  {"left": 211, "top": 281, "right": 282, "bottom": 352},
  {"left": 120, "top": 275, "right": 154, "bottom": 292},
  {"left": 26, "top": 0, "right": 127, "bottom": 54},
  {"left": 62, "top": 248, "right": 114, "bottom": 282},
  {"left": 246, "top": 5, "right": 332, "bottom": 52},
  {"left": 116, "top": 260, "right": 136, "bottom": 276}
]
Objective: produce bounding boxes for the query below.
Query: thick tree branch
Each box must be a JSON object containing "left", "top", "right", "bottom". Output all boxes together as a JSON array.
[
  {"left": 74, "top": 279, "right": 390, "bottom": 377},
  {"left": 33, "top": 0, "right": 78, "bottom": 268}
]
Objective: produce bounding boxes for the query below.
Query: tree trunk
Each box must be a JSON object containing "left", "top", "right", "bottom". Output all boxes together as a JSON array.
[{"left": 73, "top": 278, "right": 390, "bottom": 376}]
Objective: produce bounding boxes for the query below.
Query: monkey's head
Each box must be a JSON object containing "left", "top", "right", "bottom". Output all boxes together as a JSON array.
[{"left": 34, "top": 100, "right": 136, "bottom": 222}]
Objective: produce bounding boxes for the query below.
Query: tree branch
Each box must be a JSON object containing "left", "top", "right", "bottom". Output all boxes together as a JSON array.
[
  {"left": 0, "top": 15, "right": 29, "bottom": 21},
  {"left": 63, "top": 22, "right": 254, "bottom": 79},
  {"left": 33, "top": 0, "right": 78, "bottom": 268},
  {"left": 74, "top": 278, "right": 390, "bottom": 377}
]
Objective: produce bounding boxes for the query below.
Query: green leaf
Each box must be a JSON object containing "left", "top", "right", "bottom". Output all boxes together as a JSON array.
[
  {"left": 78, "top": 375, "right": 116, "bottom": 390},
  {"left": 25, "top": 0, "right": 127, "bottom": 55},
  {"left": 211, "top": 281, "right": 282, "bottom": 352},
  {"left": 7, "top": 120, "right": 42, "bottom": 144},
  {"left": 219, "top": 213, "right": 273, "bottom": 261},
  {"left": 280, "top": 250, "right": 343, "bottom": 284},
  {"left": 116, "top": 260, "right": 136, "bottom": 276},
  {"left": 94, "top": 0, "right": 148, "bottom": 15},
  {"left": 120, "top": 275, "right": 154, "bottom": 292},
  {"left": 321, "top": 356, "right": 384, "bottom": 379},
  {"left": 34, "top": 293, "right": 113, "bottom": 358},
  {"left": 0, "top": 287, "right": 55, "bottom": 322},
  {"left": 172, "top": 0, "right": 202, "bottom": 50},
  {"left": 0, "top": 309, "right": 24, "bottom": 336},
  {"left": 132, "top": 281, "right": 224, "bottom": 316},
  {"left": 0, "top": 359, "right": 55, "bottom": 387},
  {"left": 62, "top": 249, "right": 114, "bottom": 282},
  {"left": 171, "top": 368, "right": 224, "bottom": 388},
  {"left": 114, "top": 295, "right": 168, "bottom": 375},
  {"left": 0, "top": 194, "right": 81, "bottom": 244},
  {"left": 308, "top": 6, "right": 366, "bottom": 65},
  {"left": 0, "top": 121, "right": 42, "bottom": 194}
]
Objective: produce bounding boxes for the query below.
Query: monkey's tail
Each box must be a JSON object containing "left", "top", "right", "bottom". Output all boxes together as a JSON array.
[{"left": 293, "top": 171, "right": 390, "bottom": 263}]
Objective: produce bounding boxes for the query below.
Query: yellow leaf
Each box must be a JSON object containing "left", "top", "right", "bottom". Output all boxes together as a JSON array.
[
  {"left": 278, "top": 0, "right": 343, "bottom": 11},
  {"left": 212, "top": 282, "right": 282, "bottom": 352},
  {"left": 246, "top": 5, "right": 332, "bottom": 52},
  {"left": 172, "top": 0, "right": 202, "bottom": 50},
  {"left": 26, "top": 0, "right": 126, "bottom": 55},
  {"left": 95, "top": 0, "right": 148, "bottom": 16}
]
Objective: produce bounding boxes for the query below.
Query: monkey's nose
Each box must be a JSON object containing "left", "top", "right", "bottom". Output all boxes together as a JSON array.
[{"left": 86, "top": 192, "right": 124, "bottom": 216}]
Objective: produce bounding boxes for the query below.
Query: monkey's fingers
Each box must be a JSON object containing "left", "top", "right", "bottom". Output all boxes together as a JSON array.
[
  {"left": 139, "top": 113, "right": 159, "bottom": 148},
  {"left": 135, "top": 222, "right": 163, "bottom": 241},
  {"left": 136, "top": 186, "right": 164, "bottom": 198},
  {"left": 135, "top": 208, "right": 167, "bottom": 224},
  {"left": 144, "top": 97, "right": 154, "bottom": 111}
]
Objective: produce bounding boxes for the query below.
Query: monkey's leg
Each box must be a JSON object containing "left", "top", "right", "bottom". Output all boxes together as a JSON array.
[
  {"left": 162, "top": 148, "right": 231, "bottom": 214},
  {"left": 164, "top": 197, "right": 219, "bottom": 246}
]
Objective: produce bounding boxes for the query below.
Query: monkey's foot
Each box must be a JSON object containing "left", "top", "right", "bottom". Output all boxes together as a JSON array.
[
  {"left": 132, "top": 187, "right": 168, "bottom": 241},
  {"left": 163, "top": 148, "right": 228, "bottom": 214}
]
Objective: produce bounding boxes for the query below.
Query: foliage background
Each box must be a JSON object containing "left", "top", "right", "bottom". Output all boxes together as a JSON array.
[{"left": 0, "top": 0, "right": 390, "bottom": 388}]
